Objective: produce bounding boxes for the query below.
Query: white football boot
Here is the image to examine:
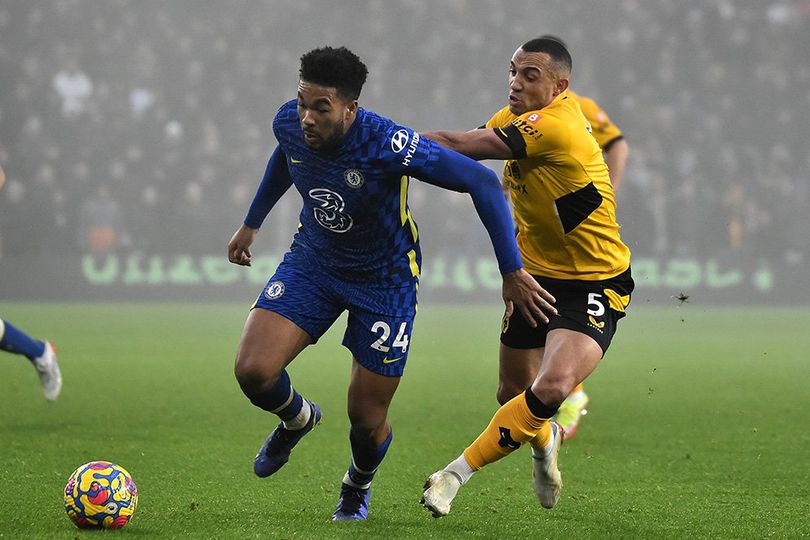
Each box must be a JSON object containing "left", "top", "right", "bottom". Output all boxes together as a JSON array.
[
  {"left": 421, "top": 471, "right": 462, "bottom": 518},
  {"left": 532, "top": 421, "right": 563, "bottom": 508},
  {"left": 33, "top": 342, "right": 62, "bottom": 401}
]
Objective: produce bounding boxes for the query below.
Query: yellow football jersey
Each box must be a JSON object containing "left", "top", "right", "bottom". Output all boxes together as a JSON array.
[
  {"left": 568, "top": 90, "right": 623, "bottom": 151},
  {"left": 486, "top": 90, "right": 630, "bottom": 280}
]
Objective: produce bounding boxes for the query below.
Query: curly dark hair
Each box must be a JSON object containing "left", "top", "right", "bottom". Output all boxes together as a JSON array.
[{"left": 299, "top": 46, "right": 369, "bottom": 101}]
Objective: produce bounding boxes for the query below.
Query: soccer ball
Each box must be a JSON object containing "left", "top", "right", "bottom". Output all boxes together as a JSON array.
[{"left": 64, "top": 461, "right": 138, "bottom": 529}]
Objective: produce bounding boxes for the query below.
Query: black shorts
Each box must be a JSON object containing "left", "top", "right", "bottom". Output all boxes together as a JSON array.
[{"left": 500, "top": 267, "right": 634, "bottom": 356}]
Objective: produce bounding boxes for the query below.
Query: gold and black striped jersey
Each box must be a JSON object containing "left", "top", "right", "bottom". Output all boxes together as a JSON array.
[{"left": 486, "top": 90, "right": 630, "bottom": 280}]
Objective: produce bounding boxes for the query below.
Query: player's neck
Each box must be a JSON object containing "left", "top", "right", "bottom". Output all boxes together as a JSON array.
[{"left": 342, "top": 113, "right": 358, "bottom": 139}]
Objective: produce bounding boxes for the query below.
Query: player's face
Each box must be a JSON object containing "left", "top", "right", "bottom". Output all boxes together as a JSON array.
[
  {"left": 508, "top": 49, "right": 569, "bottom": 115},
  {"left": 297, "top": 80, "right": 358, "bottom": 151}
]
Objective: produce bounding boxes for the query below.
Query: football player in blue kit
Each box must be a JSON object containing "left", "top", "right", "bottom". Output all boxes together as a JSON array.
[
  {"left": 227, "top": 47, "right": 556, "bottom": 521},
  {"left": 0, "top": 165, "right": 62, "bottom": 401}
]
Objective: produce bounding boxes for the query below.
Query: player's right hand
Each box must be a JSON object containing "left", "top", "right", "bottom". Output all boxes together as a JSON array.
[
  {"left": 227, "top": 224, "right": 259, "bottom": 266},
  {"left": 502, "top": 268, "right": 557, "bottom": 327}
]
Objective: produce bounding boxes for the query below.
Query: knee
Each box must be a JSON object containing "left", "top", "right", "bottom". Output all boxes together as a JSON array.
[
  {"left": 533, "top": 375, "right": 577, "bottom": 409},
  {"left": 234, "top": 349, "right": 281, "bottom": 397},
  {"left": 347, "top": 409, "right": 380, "bottom": 434},
  {"left": 347, "top": 407, "right": 387, "bottom": 439}
]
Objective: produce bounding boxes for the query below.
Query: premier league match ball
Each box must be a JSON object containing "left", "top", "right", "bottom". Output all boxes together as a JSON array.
[{"left": 64, "top": 461, "right": 138, "bottom": 529}]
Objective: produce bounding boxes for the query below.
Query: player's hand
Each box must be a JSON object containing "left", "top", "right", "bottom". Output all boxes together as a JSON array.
[
  {"left": 502, "top": 268, "right": 556, "bottom": 328},
  {"left": 227, "top": 224, "right": 259, "bottom": 266}
]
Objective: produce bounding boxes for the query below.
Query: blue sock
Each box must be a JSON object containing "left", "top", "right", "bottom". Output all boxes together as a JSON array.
[
  {"left": 0, "top": 319, "right": 46, "bottom": 361},
  {"left": 344, "top": 427, "right": 393, "bottom": 489},
  {"left": 247, "top": 369, "right": 304, "bottom": 422}
]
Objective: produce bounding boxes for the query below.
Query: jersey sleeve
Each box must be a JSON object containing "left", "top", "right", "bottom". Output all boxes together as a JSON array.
[
  {"left": 492, "top": 111, "right": 570, "bottom": 160},
  {"left": 484, "top": 107, "right": 513, "bottom": 129},
  {"left": 243, "top": 145, "right": 293, "bottom": 229},
  {"left": 271, "top": 99, "right": 299, "bottom": 146},
  {"left": 377, "top": 123, "right": 443, "bottom": 178},
  {"left": 377, "top": 123, "right": 522, "bottom": 273},
  {"left": 578, "top": 96, "right": 623, "bottom": 151}
]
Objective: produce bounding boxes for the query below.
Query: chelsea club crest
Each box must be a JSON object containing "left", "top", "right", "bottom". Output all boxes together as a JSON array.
[
  {"left": 344, "top": 169, "right": 364, "bottom": 189},
  {"left": 265, "top": 281, "right": 285, "bottom": 300}
]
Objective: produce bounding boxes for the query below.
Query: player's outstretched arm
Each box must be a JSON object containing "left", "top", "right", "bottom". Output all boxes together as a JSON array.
[
  {"left": 502, "top": 268, "right": 556, "bottom": 326},
  {"left": 422, "top": 129, "right": 513, "bottom": 161},
  {"left": 417, "top": 147, "right": 556, "bottom": 324}
]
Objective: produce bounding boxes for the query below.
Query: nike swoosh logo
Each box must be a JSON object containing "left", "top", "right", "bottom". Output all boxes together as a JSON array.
[
  {"left": 382, "top": 355, "right": 405, "bottom": 364},
  {"left": 290, "top": 157, "right": 303, "bottom": 164}
]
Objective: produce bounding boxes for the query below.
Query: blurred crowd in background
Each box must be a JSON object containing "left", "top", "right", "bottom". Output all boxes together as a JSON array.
[{"left": 1, "top": 0, "right": 808, "bottom": 273}]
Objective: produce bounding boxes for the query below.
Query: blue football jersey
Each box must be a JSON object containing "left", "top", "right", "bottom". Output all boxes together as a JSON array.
[{"left": 272, "top": 100, "right": 441, "bottom": 285}]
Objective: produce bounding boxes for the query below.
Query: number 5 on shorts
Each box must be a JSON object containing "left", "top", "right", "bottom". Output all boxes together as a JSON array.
[{"left": 587, "top": 293, "right": 605, "bottom": 316}]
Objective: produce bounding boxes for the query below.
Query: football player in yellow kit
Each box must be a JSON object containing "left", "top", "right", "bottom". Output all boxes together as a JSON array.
[
  {"left": 420, "top": 37, "right": 633, "bottom": 516},
  {"left": 570, "top": 89, "right": 628, "bottom": 188},
  {"left": 543, "top": 35, "right": 631, "bottom": 439}
]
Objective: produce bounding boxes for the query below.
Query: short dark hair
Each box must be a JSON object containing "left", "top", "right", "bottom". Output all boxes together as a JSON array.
[
  {"left": 538, "top": 34, "right": 568, "bottom": 50},
  {"left": 299, "top": 46, "right": 368, "bottom": 102},
  {"left": 520, "top": 37, "right": 572, "bottom": 76}
]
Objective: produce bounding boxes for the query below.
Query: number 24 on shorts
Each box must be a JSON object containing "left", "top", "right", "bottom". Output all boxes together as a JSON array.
[{"left": 370, "top": 321, "right": 409, "bottom": 353}]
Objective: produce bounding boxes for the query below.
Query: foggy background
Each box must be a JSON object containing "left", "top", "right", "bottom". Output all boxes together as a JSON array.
[{"left": 0, "top": 0, "right": 807, "bottom": 303}]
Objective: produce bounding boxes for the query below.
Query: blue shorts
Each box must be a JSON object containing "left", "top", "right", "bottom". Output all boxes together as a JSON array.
[{"left": 252, "top": 250, "right": 418, "bottom": 377}]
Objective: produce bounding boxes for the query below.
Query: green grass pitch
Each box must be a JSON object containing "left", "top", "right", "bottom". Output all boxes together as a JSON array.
[{"left": 1, "top": 302, "right": 808, "bottom": 538}]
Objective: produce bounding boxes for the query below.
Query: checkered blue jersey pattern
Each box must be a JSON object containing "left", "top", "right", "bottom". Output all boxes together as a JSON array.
[{"left": 272, "top": 100, "right": 438, "bottom": 285}]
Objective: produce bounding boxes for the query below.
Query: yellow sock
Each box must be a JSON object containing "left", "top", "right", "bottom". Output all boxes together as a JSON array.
[
  {"left": 463, "top": 392, "right": 549, "bottom": 470},
  {"left": 528, "top": 422, "right": 552, "bottom": 451}
]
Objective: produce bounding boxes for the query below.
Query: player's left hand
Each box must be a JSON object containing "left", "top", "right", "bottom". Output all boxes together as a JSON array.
[{"left": 502, "top": 268, "right": 556, "bottom": 327}]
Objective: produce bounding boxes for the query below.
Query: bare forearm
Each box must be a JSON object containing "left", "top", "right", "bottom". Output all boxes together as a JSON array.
[
  {"left": 422, "top": 130, "right": 466, "bottom": 153},
  {"left": 422, "top": 129, "right": 506, "bottom": 161},
  {"left": 605, "top": 138, "right": 629, "bottom": 190}
]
